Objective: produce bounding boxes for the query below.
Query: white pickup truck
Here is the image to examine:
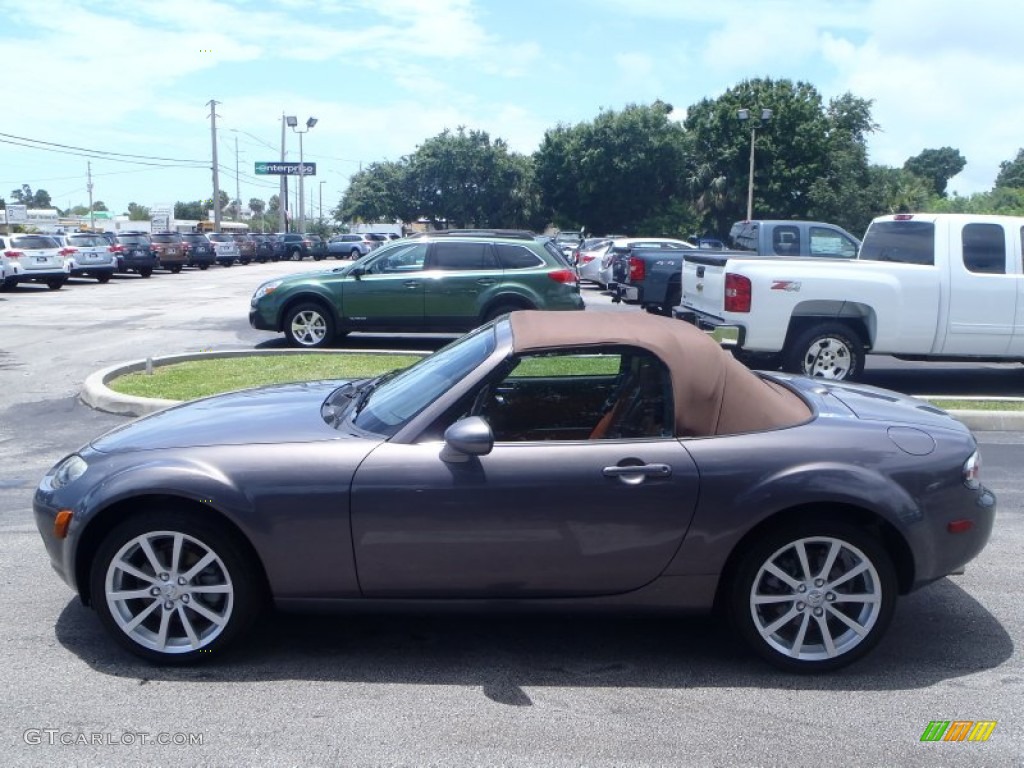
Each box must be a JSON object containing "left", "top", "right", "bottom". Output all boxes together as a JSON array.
[{"left": 676, "top": 213, "right": 1024, "bottom": 381}]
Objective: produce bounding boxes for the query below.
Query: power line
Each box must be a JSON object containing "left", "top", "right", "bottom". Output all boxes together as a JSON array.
[
  {"left": 0, "top": 131, "right": 207, "bottom": 164},
  {"left": 0, "top": 136, "right": 208, "bottom": 169}
]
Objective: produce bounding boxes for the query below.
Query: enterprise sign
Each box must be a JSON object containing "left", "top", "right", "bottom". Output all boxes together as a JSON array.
[{"left": 254, "top": 162, "right": 317, "bottom": 176}]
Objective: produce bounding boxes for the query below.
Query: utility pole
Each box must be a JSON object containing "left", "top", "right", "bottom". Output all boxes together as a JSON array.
[
  {"left": 87, "top": 161, "right": 95, "bottom": 232},
  {"left": 279, "top": 113, "right": 287, "bottom": 233},
  {"left": 234, "top": 135, "right": 241, "bottom": 222},
  {"left": 208, "top": 99, "right": 222, "bottom": 233}
]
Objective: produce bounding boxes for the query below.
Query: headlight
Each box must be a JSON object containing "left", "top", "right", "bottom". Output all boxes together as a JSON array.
[
  {"left": 252, "top": 280, "right": 283, "bottom": 303},
  {"left": 51, "top": 454, "right": 88, "bottom": 489}
]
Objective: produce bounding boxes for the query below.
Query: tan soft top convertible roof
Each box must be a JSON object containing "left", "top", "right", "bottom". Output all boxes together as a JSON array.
[{"left": 508, "top": 311, "right": 811, "bottom": 437}]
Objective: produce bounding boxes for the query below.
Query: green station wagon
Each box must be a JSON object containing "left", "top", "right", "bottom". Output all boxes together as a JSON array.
[{"left": 250, "top": 231, "right": 585, "bottom": 347}]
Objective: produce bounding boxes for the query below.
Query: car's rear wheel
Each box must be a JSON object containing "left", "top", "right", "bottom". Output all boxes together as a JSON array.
[
  {"left": 1, "top": 277, "right": 17, "bottom": 290},
  {"left": 140, "top": 269, "right": 153, "bottom": 278},
  {"left": 284, "top": 302, "right": 335, "bottom": 348},
  {"left": 350, "top": 249, "right": 360, "bottom": 260},
  {"left": 784, "top": 323, "right": 864, "bottom": 381},
  {"left": 90, "top": 510, "right": 263, "bottom": 664},
  {"left": 169, "top": 265, "right": 182, "bottom": 274},
  {"left": 47, "top": 279, "right": 66, "bottom": 290},
  {"left": 728, "top": 520, "right": 896, "bottom": 672},
  {"left": 198, "top": 264, "right": 209, "bottom": 270},
  {"left": 96, "top": 273, "right": 112, "bottom": 284}
]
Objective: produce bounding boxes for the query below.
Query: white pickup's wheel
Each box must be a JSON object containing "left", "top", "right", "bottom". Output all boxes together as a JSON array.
[{"left": 785, "top": 323, "right": 864, "bottom": 381}]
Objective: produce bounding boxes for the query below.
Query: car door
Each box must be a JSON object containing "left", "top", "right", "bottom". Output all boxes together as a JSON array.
[
  {"left": 350, "top": 346, "right": 700, "bottom": 598},
  {"left": 340, "top": 241, "right": 427, "bottom": 328},
  {"left": 422, "top": 240, "right": 500, "bottom": 328},
  {"left": 942, "top": 221, "right": 1018, "bottom": 355}
]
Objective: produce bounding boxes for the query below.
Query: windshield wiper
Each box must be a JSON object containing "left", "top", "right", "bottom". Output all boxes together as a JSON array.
[{"left": 352, "top": 369, "right": 400, "bottom": 417}]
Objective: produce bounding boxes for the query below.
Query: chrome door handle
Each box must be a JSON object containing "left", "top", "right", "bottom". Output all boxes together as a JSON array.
[
  {"left": 476, "top": 278, "right": 497, "bottom": 285},
  {"left": 403, "top": 280, "right": 420, "bottom": 289},
  {"left": 602, "top": 464, "right": 672, "bottom": 478}
]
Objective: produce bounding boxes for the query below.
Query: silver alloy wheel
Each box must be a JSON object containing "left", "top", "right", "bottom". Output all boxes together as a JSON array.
[
  {"left": 749, "top": 536, "right": 882, "bottom": 662},
  {"left": 290, "top": 309, "right": 328, "bottom": 346},
  {"left": 104, "top": 530, "right": 234, "bottom": 654},
  {"left": 801, "top": 336, "right": 854, "bottom": 379}
]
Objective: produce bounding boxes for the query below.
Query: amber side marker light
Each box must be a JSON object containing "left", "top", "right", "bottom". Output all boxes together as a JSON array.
[
  {"left": 947, "top": 519, "right": 974, "bottom": 534},
  {"left": 54, "top": 510, "right": 74, "bottom": 539}
]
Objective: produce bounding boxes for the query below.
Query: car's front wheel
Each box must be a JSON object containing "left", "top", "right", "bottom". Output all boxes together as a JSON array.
[
  {"left": 284, "top": 301, "right": 335, "bottom": 348},
  {"left": 728, "top": 520, "right": 896, "bottom": 672},
  {"left": 90, "top": 510, "right": 263, "bottom": 663}
]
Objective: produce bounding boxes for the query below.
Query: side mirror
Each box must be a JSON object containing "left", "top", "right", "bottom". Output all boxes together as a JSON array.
[
  {"left": 440, "top": 416, "right": 494, "bottom": 463},
  {"left": 349, "top": 266, "right": 365, "bottom": 279}
]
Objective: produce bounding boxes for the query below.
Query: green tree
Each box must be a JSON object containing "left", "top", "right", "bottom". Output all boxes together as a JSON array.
[
  {"left": 69, "top": 204, "right": 90, "bottom": 216},
  {"left": 92, "top": 201, "right": 108, "bottom": 212},
  {"left": 32, "top": 189, "right": 52, "bottom": 208},
  {"left": 174, "top": 200, "right": 206, "bottom": 220},
  {"left": 994, "top": 148, "right": 1024, "bottom": 189},
  {"left": 903, "top": 147, "right": 966, "bottom": 196},
  {"left": 267, "top": 195, "right": 280, "bottom": 214},
  {"left": 249, "top": 198, "right": 265, "bottom": 217},
  {"left": 684, "top": 78, "right": 877, "bottom": 236},
  {"left": 535, "top": 101, "right": 688, "bottom": 235},
  {"left": 10, "top": 184, "right": 32, "bottom": 204},
  {"left": 337, "top": 160, "right": 418, "bottom": 224},
  {"left": 127, "top": 202, "right": 150, "bottom": 221},
  {"left": 863, "top": 166, "right": 932, "bottom": 215}
]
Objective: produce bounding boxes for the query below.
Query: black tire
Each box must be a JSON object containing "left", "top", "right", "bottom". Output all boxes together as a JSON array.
[
  {"left": 90, "top": 509, "right": 263, "bottom": 664},
  {"left": 350, "top": 249, "right": 360, "bottom": 260},
  {"left": 482, "top": 302, "right": 529, "bottom": 323},
  {"left": 728, "top": 518, "right": 896, "bottom": 672},
  {"left": 257, "top": 258, "right": 267, "bottom": 264},
  {"left": 198, "top": 264, "right": 209, "bottom": 270},
  {"left": 170, "top": 265, "right": 183, "bottom": 274},
  {"left": 783, "top": 323, "right": 864, "bottom": 381},
  {"left": 0, "top": 277, "right": 17, "bottom": 290},
  {"left": 96, "top": 273, "right": 112, "bottom": 284},
  {"left": 658, "top": 285, "right": 681, "bottom": 317},
  {"left": 284, "top": 301, "right": 335, "bottom": 348},
  {"left": 313, "top": 254, "right": 324, "bottom": 261},
  {"left": 140, "top": 269, "right": 153, "bottom": 278},
  {"left": 47, "top": 279, "right": 66, "bottom": 290}
]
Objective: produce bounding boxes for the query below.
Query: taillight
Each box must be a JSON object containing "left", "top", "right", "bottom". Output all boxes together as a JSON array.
[
  {"left": 547, "top": 268, "right": 576, "bottom": 284},
  {"left": 893, "top": 214, "right": 914, "bottom": 221},
  {"left": 628, "top": 256, "right": 645, "bottom": 282},
  {"left": 109, "top": 245, "right": 125, "bottom": 253},
  {"left": 963, "top": 450, "right": 981, "bottom": 490},
  {"left": 724, "top": 273, "right": 752, "bottom": 313},
  {"left": 581, "top": 254, "right": 596, "bottom": 264},
  {"left": 4, "top": 249, "right": 23, "bottom": 259},
  {"left": 59, "top": 247, "right": 78, "bottom": 257}
]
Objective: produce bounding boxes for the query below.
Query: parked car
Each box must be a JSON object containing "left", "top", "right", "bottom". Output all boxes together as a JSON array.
[
  {"left": 599, "top": 238, "right": 693, "bottom": 293},
  {"left": 678, "top": 212, "right": 1024, "bottom": 382},
  {"left": 251, "top": 230, "right": 584, "bottom": 347},
  {"left": 59, "top": 232, "right": 118, "bottom": 283},
  {"left": 728, "top": 220, "right": 861, "bottom": 258},
  {"left": 305, "top": 234, "right": 328, "bottom": 261},
  {"left": 149, "top": 232, "right": 188, "bottom": 273},
  {"left": 554, "top": 230, "right": 584, "bottom": 259},
  {"left": 180, "top": 233, "right": 216, "bottom": 270},
  {"left": 34, "top": 311, "right": 995, "bottom": 669},
  {"left": 0, "top": 233, "right": 71, "bottom": 289},
  {"left": 113, "top": 233, "right": 158, "bottom": 278},
  {"left": 272, "top": 233, "right": 310, "bottom": 260},
  {"left": 231, "top": 233, "right": 256, "bottom": 265},
  {"left": 251, "top": 234, "right": 275, "bottom": 263},
  {"left": 576, "top": 238, "right": 614, "bottom": 286},
  {"left": 205, "top": 233, "right": 240, "bottom": 266},
  {"left": 327, "top": 233, "right": 377, "bottom": 260}
]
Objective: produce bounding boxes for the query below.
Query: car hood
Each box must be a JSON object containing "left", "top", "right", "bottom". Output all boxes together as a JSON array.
[
  {"left": 780, "top": 376, "right": 967, "bottom": 433},
  {"left": 91, "top": 380, "right": 357, "bottom": 453}
]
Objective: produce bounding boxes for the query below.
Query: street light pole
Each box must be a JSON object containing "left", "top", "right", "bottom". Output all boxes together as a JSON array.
[
  {"left": 286, "top": 116, "right": 317, "bottom": 234},
  {"left": 737, "top": 108, "right": 772, "bottom": 220},
  {"left": 319, "top": 181, "right": 326, "bottom": 225}
]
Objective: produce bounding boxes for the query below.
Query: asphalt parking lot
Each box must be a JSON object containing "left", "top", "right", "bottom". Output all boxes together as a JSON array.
[{"left": 1, "top": 262, "right": 1022, "bottom": 766}]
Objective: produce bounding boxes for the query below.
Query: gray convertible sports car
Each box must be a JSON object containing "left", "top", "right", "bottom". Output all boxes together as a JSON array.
[{"left": 34, "top": 312, "right": 995, "bottom": 670}]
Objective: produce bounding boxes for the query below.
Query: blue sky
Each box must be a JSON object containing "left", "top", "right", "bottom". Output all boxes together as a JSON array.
[{"left": 1, "top": 0, "right": 1021, "bottom": 219}]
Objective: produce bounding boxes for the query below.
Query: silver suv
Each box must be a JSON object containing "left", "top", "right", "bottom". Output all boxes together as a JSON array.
[
  {"left": 327, "top": 233, "right": 377, "bottom": 259},
  {"left": 59, "top": 232, "right": 117, "bottom": 283},
  {"left": 0, "top": 233, "right": 71, "bottom": 290},
  {"left": 205, "top": 233, "right": 240, "bottom": 266}
]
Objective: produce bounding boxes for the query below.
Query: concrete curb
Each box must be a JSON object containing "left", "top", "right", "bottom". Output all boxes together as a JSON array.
[
  {"left": 80, "top": 348, "right": 428, "bottom": 418},
  {"left": 81, "top": 351, "right": 1024, "bottom": 431}
]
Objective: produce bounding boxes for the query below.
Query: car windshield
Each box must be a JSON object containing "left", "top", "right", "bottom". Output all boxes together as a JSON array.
[
  {"left": 350, "top": 324, "right": 498, "bottom": 436},
  {"left": 118, "top": 236, "right": 149, "bottom": 244},
  {"left": 208, "top": 234, "right": 231, "bottom": 242},
  {"left": 151, "top": 234, "right": 178, "bottom": 242}
]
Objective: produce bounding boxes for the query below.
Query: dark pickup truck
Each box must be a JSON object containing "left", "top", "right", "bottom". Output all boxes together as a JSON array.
[{"left": 615, "top": 220, "right": 861, "bottom": 316}]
